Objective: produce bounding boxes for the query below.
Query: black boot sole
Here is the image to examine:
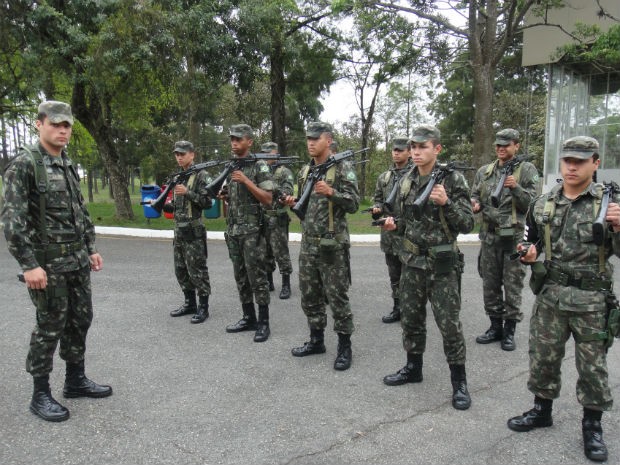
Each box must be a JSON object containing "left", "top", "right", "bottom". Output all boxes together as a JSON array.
[{"left": 63, "top": 387, "right": 113, "bottom": 398}]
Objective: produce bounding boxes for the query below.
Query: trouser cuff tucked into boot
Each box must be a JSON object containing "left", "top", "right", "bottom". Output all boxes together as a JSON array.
[
  {"left": 254, "top": 305, "right": 270, "bottom": 342},
  {"left": 334, "top": 333, "right": 352, "bottom": 371},
  {"left": 449, "top": 364, "right": 471, "bottom": 410},
  {"left": 507, "top": 396, "right": 553, "bottom": 432}
]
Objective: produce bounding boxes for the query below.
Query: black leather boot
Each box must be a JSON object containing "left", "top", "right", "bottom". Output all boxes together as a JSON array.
[
  {"left": 292, "top": 329, "right": 326, "bottom": 357},
  {"left": 279, "top": 274, "right": 291, "bottom": 300},
  {"left": 267, "top": 272, "right": 275, "bottom": 291},
  {"left": 334, "top": 333, "right": 352, "bottom": 371},
  {"left": 30, "top": 375, "right": 70, "bottom": 422},
  {"left": 63, "top": 361, "right": 113, "bottom": 398},
  {"left": 501, "top": 319, "right": 517, "bottom": 351},
  {"left": 476, "top": 317, "right": 503, "bottom": 344},
  {"left": 170, "top": 290, "right": 197, "bottom": 317},
  {"left": 583, "top": 409, "right": 607, "bottom": 462},
  {"left": 254, "top": 305, "right": 270, "bottom": 342},
  {"left": 382, "top": 298, "right": 401, "bottom": 323},
  {"left": 191, "top": 295, "right": 209, "bottom": 324},
  {"left": 383, "top": 353, "right": 423, "bottom": 386},
  {"left": 449, "top": 364, "right": 471, "bottom": 410},
  {"left": 507, "top": 396, "right": 553, "bottom": 432},
  {"left": 226, "top": 302, "right": 257, "bottom": 333}
]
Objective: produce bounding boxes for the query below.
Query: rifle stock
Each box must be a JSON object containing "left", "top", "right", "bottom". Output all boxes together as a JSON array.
[
  {"left": 593, "top": 181, "right": 619, "bottom": 246},
  {"left": 490, "top": 154, "right": 530, "bottom": 208}
]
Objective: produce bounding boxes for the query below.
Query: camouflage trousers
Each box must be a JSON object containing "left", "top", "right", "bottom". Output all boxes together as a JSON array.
[
  {"left": 400, "top": 265, "right": 466, "bottom": 364},
  {"left": 298, "top": 248, "right": 354, "bottom": 335},
  {"left": 26, "top": 267, "right": 93, "bottom": 377},
  {"left": 478, "top": 236, "right": 525, "bottom": 321},
  {"left": 527, "top": 293, "right": 612, "bottom": 410},
  {"left": 264, "top": 215, "right": 293, "bottom": 275},
  {"left": 385, "top": 253, "right": 402, "bottom": 300},
  {"left": 225, "top": 231, "right": 270, "bottom": 306},
  {"left": 174, "top": 231, "right": 211, "bottom": 296}
]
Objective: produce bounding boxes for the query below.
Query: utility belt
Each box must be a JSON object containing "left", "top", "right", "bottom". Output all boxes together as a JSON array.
[
  {"left": 402, "top": 238, "right": 457, "bottom": 256},
  {"left": 402, "top": 239, "right": 460, "bottom": 274},
  {"left": 175, "top": 220, "right": 205, "bottom": 241},
  {"left": 227, "top": 205, "right": 262, "bottom": 225},
  {"left": 484, "top": 224, "right": 518, "bottom": 252},
  {"left": 263, "top": 208, "right": 288, "bottom": 217},
  {"left": 546, "top": 267, "right": 612, "bottom": 292},
  {"left": 34, "top": 240, "right": 85, "bottom": 264}
]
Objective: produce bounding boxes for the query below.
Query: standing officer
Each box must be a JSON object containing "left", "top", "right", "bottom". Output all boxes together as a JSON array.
[
  {"left": 471, "top": 129, "right": 539, "bottom": 351},
  {"left": 260, "top": 141, "right": 294, "bottom": 299},
  {"left": 282, "top": 122, "right": 359, "bottom": 371},
  {"left": 507, "top": 136, "right": 620, "bottom": 463},
  {"left": 381, "top": 125, "right": 474, "bottom": 410},
  {"left": 371, "top": 136, "right": 413, "bottom": 323},
  {"left": 2, "top": 101, "right": 112, "bottom": 422},
  {"left": 219, "top": 125, "right": 274, "bottom": 342},
  {"left": 168, "top": 141, "right": 213, "bottom": 324}
]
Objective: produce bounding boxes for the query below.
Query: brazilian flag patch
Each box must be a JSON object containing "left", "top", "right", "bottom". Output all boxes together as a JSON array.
[
  {"left": 259, "top": 164, "right": 270, "bottom": 173},
  {"left": 347, "top": 171, "right": 356, "bottom": 181}
]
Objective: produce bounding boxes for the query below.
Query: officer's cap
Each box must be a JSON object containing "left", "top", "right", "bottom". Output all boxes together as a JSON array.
[
  {"left": 306, "top": 122, "right": 333, "bottom": 138},
  {"left": 410, "top": 125, "right": 440, "bottom": 143},
  {"left": 392, "top": 136, "right": 410, "bottom": 150},
  {"left": 559, "top": 136, "right": 599, "bottom": 159},
  {"left": 494, "top": 128, "right": 520, "bottom": 146},
  {"left": 229, "top": 124, "right": 254, "bottom": 139},
  {"left": 38, "top": 100, "right": 74, "bottom": 125},
  {"left": 173, "top": 140, "right": 194, "bottom": 153},
  {"left": 261, "top": 142, "right": 278, "bottom": 153}
]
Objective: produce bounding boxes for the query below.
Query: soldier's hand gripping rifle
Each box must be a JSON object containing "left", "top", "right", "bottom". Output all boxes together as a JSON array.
[
  {"left": 411, "top": 161, "right": 474, "bottom": 220},
  {"left": 291, "top": 148, "right": 369, "bottom": 220},
  {"left": 490, "top": 154, "right": 531, "bottom": 208},
  {"left": 141, "top": 159, "right": 226, "bottom": 214},
  {"left": 593, "top": 181, "right": 620, "bottom": 246}
]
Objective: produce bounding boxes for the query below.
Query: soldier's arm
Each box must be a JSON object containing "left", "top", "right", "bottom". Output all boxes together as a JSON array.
[
  {"left": 326, "top": 161, "right": 359, "bottom": 214},
  {"left": 510, "top": 162, "right": 539, "bottom": 213},
  {"left": 443, "top": 172, "right": 475, "bottom": 234},
  {"left": 278, "top": 167, "right": 295, "bottom": 198},
  {"left": 190, "top": 171, "right": 215, "bottom": 210}
]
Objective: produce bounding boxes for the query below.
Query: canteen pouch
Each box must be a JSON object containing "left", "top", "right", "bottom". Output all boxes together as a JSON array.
[
  {"left": 319, "top": 237, "right": 339, "bottom": 265},
  {"left": 529, "top": 261, "right": 547, "bottom": 295},
  {"left": 607, "top": 293, "right": 620, "bottom": 341},
  {"left": 428, "top": 244, "right": 457, "bottom": 275},
  {"left": 498, "top": 227, "right": 516, "bottom": 252}
]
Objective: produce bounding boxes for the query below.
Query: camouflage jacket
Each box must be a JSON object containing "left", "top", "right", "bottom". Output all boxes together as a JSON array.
[
  {"left": 526, "top": 182, "right": 620, "bottom": 312},
  {"left": 1, "top": 143, "right": 96, "bottom": 272},
  {"left": 471, "top": 158, "right": 539, "bottom": 238},
  {"left": 373, "top": 161, "right": 413, "bottom": 254},
  {"left": 298, "top": 159, "right": 359, "bottom": 252},
  {"left": 226, "top": 159, "right": 273, "bottom": 236},
  {"left": 173, "top": 165, "right": 213, "bottom": 225},
  {"left": 397, "top": 163, "right": 474, "bottom": 269},
  {"left": 264, "top": 164, "right": 294, "bottom": 214}
]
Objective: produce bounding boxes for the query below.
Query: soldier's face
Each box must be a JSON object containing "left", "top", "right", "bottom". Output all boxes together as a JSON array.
[
  {"left": 175, "top": 151, "right": 194, "bottom": 169},
  {"left": 410, "top": 140, "right": 441, "bottom": 171},
  {"left": 231, "top": 136, "right": 253, "bottom": 156},
  {"left": 36, "top": 118, "right": 72, "bottom": 156},
  {"left": 392, "top": 148, "right": 410, "bottom": 167},
  {"left": 560, "top": 156, "right": 599, "bottom": 190},
  {"left": 495, "top": 141, "right": 519, "bottom": 163},
  {"left": 307, "top": 133, "right": 331, "bottom": 159}
]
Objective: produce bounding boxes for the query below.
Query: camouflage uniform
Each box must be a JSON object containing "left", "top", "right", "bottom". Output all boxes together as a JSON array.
[
  {"left": 298, "top": 159, "right": 359, "bottom": 335},
  {"left": 2, "top": 143, "right": 97, "bottom": 377}
]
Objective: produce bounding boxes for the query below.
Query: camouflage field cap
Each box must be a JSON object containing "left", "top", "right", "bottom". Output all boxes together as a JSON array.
[
  {"left": 38, "top": 100, "right": 74, "bottom": 125},
  {"left": 261, "top": 142, "right": 278, "bottom": 153},
  {"left": 229, "top": 124, "right": 254, "bottom": 138},
  {"left": 173, "top": 140, "right": 194, "bottom": 153},
  {"left": 495, "top": 128, "right": 520, "bottom": 145},
  {"left": 560, "top": 136, "right": 599, "bottom": 159},
  {"left": 392, "top": 136, "right": 410, "bottom": 150},
  {"left": 306, "top": 122, "right": 333, "bottom": 138},
  {"left": 410, "top": 125, "right": 440, "bottom": 143}
]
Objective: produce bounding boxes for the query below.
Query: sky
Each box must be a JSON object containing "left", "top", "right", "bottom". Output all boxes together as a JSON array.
[{"left": 319, "top": 79, "right": 358, "bottom": 126}]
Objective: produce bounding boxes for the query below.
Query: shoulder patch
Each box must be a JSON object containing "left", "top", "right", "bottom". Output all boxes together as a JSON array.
[
  {"left": 346, "top": 171, "right": 357, "bottom": 181},
  {"left": 259, "top": 164, "right": 270, "bottom": 173},
  {"left": 532, "top": 174, "right": 539, "bottom": 183}
]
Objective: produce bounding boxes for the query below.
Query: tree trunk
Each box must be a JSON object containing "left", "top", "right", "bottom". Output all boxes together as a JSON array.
[
  {"left": 87, "top": 167, "right": 94, "bottom": 203},
  {"left": 270, "top": 40, "right": 287, "bottom": 156},
  {"left": 470, "top": 63, "right": 496, "bottom": 169}
]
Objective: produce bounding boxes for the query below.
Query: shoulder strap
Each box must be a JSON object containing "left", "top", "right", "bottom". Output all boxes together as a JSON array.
[
  {"left": 542, "top": 196, "right": 555, "bottom": 259},
  {"left": 21, "top": 146, "right": 49, "bottom": 247}
]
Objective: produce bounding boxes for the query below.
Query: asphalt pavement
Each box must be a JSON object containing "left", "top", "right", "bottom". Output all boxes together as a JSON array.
[{"left": 0, "top": 231, "right": 618, "bottom": 465}]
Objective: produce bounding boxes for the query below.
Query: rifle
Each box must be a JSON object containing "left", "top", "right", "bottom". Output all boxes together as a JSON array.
[
  {"left": 411, "top": 161, "right": 474, "bottom": 220},
  {"left": 490, "top": 154, "right": 531, "bottom": 208},
  {"left": 361, "top": 207, "right": 382, "bottom": 220},
  {"left": 206, "top": 154, "right": 295, "bottom": 198},
  {"left": 141, "top": 159, "right": 226, "bottom": 214},
  {"left": 371, "top": 217, "right": 400, "bottom": 227},
  {"left": 291, "top": 148, "right": 369, "bottom": 220},
  {"left": 593, "top": 181, "right": 620, "bottom": 246},
  {"left": 271, "top": 157, "right": 302, "bottom": 169},
  {"left": 351, "top": 159, "right": 370, "bottom": 166}
]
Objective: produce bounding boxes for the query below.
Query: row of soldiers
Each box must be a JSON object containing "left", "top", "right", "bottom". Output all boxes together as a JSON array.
[{"left": 3, "top": 101, "right": 620, "bottom": 464}]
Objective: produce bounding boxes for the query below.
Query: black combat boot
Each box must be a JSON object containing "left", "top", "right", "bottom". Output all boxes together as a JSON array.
[
  {"left": 507, "top": 396, "right": 553, "bottom": 432},
  {"left": 449, "top": 364, "right": 471, "bottom": 410},
  {"left": 226, "top": 303, "right": 258, "bottom": 333},
  {"left": 501, "top": 319, "right": 517, "bottom": 351},
  {"left": 582, "top": 409, "right": 607, "bottom": 462},
  {"left": 63, "top": 361, "right": 112, "bottom": 398},
  {"left": 254, "top": 305, "right": 271, "bottom": 342},
  {"left": 30, "top": 375, "right": 70, "bottom": 422},
  {"left": 334, "top": 333, "right": 352, "bottom": 371},
  {"left": 291, "top": 329, "right": 326, "bottom": 357},
  {"left": 191, "top": 295, "right": 209, "bottom": 324},
  {"left": 170, "top": 290, "right": 197, "bottom": 317},
  {"left": 475, "top": 316, "right": 503, "bottom": 344},
  {"left": 279, "top": 274, "right": 291, "bottom": 300},
  {"left": 383, "top": 353, "right": 423, "bottom": 386},
  {"left": 267, "top": 272, "right": 275, "bottom": 291},
  {"left": 382, "top": 298, "right": 401, "bottom": 323}
]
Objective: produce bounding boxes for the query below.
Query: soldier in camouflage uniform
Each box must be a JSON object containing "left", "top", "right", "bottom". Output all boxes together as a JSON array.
[
  {"left": 381, "top": 125, "right": 474, "bottom": 410},
  {"left": 219, "top": 125, "right": 274, "bottom": 343},
  {"left": 260, "top": 142, "right": 294, "bottom": 300},
  {"left": 167, "top": 141, "right": 213, "bottom": 324},
  {"left": 508, "top": 136, "right": 620, "bottom": 463},
  {"left": 283, "top": 122, "right": 359, "bottom": 371},
  {"left": 1, "top": 101, "right": 112, "bottom": 422},
  {"left": 371, "top": 136, "right": 413, "bottom": 323},
  {"left": 471, "top": 129, "right": 539, "bottom": 351}
]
